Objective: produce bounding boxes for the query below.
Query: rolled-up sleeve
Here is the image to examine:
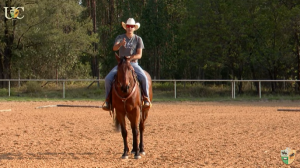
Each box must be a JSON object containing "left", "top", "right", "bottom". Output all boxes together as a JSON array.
[{"left": 137, "top": 36, "right": 144, "bottom": 49}]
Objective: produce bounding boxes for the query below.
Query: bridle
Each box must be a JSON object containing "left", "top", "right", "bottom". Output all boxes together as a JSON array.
[{"left": 113, "top": 64, "right": 139, "bottom": 113}]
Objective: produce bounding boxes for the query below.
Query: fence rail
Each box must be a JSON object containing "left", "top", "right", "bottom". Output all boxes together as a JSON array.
[{"left": 0, "top": 79, "right": 299, "bottom": 99}]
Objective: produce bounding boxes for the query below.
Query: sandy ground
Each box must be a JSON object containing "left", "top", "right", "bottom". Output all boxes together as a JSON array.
[{"left": 0, "top": 101, "right": 300, "bottom": 167}]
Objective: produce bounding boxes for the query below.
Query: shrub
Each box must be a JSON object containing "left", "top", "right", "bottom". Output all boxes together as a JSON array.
[{"left": 22, "top": 81, "right": 43, "bottom": 93}]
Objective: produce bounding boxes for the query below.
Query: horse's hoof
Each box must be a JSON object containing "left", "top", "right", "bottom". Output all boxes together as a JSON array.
[
  {"left": 140, "top": 151, "right": 146, "bottom": 155},
  {"left": 122, "top": 155, "right": 128, "bottom": 159},
  {"left": 134, "top": 155, "right": 141, "bottom": 159}
]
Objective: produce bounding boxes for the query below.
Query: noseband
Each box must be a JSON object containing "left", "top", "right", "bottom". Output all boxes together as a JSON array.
[
  {"left": 113, "top": 67, "right": 138, "bottom": 114},
  {"left": 113, "top": 65, "right": 138, "bottom": 102}
]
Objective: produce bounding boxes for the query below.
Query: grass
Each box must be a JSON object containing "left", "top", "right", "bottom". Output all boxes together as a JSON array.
[{"left": 1, "top": 81, "right": 300, "bottom": 102}]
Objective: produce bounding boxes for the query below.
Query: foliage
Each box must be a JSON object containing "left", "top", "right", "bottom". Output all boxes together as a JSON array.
[
  {"left": 0, "top": 0, "right": 98, "bottom": 81},
  {"left": 21, "top": 81, "right": 42, "bottom": 93},
  {"left": 1, "top": 0, "right": 300, "bottom": 94},
  {"left": 1, "top": 81, "right": 300, "bottom": 101}
]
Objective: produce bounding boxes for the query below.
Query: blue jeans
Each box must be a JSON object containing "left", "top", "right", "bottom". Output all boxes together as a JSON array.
[{"left": 105, "top": 62, "right": 149, "bottom": 99}]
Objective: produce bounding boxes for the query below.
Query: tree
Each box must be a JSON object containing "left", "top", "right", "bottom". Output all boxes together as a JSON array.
[
  {"left": 0, "top": 0, "right": 26, "bottom": 87},
  {"left": 0, "top": 0, "right": 98, "bottom": 86}
]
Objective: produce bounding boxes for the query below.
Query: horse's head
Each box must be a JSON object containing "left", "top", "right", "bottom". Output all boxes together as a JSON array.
[{"left": 115, "top": 53, "right": 134, "bottom": 93}]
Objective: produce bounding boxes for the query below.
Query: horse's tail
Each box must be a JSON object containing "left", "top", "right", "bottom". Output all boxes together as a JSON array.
[
  {"left": 113, "top": 109, "right": 121, "bottom": 132},
  {"left": 114, "top": 118, "right": 121, "bottom": 132}
]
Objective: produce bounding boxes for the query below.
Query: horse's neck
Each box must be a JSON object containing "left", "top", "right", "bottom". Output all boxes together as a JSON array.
[{"left": 131, "top": 71, "right": 137, "bottom": 84}]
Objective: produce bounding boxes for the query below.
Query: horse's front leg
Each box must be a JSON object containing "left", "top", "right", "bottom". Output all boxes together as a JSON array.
[
  {"left": 131, "top": 124, "right": 141, "bottom": 159},
  {"left": 120, "top": 124, "right": 129, "bottom": 159},
  {"left": 117, "top": 112, "right": 129, "bottom": 159}
]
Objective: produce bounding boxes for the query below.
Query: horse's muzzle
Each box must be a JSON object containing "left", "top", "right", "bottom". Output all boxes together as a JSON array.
[{"left": 121, "top": 85, "right": 130, "bottom": 93}]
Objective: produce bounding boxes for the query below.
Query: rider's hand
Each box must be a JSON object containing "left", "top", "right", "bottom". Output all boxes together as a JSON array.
[
  {"left": 119, "top": 38, "right": 126, "bottom": 47},
  {"left": 125, "top": 56, "right": 132, "bottom": 61}
]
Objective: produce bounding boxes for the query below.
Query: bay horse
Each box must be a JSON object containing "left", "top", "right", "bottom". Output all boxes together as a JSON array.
[{"left": 112, "top": 53, "right": 153, "bottom": 159}]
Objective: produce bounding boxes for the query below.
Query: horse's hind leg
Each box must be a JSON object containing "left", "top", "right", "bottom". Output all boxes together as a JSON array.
[
  {"left": 139, "top": 120, "right": 145, "bottom": 155},
  {"left": 139, "top": 109, "right": 148, "bottom": 155}
]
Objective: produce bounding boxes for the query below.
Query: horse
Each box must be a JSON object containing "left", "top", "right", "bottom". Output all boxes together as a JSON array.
[{"left": 111, "top": 53, "right": 153, "bottom": 159}]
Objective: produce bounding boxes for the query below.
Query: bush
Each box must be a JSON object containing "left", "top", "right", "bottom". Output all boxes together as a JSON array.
[
  {"left": 0, "top": 88, "right": 8, "bottom": 96},
  {"left": 22, "top": 81, "right": 43, "bottom": 93}
]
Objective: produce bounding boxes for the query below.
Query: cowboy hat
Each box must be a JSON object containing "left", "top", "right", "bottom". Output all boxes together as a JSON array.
[{"left": 122, "top": 18, "right": 140, "bottom": 31}]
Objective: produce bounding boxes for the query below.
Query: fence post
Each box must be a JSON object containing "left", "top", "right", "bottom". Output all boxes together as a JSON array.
[
  {"left": 18, "top": 69, "right": 20, "bottom": 88},
  {"left": 232, "top": 81, "right": 235, "bottom": 99},
  {"left": 233, "top": 81, "right": 235, "bottom": 99},
  {"left": 174, "top": 80, "right": 176, "bottom": 99},
  {"left": 231, "top": 81, "right": 233, "bottom": 99},
  {"left": 63, "top": 81, "right": 65, "bottom": 98},
  {"left": 259, "top": 81, "right": 261, "bottom": 98},
  {"left": 8, "top": 81, "right": 10, "bottom": 97}
]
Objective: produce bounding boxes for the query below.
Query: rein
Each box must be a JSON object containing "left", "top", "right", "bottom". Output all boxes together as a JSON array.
[
  {"left": 113, "top": 69, "right": 138, "bottom": 113},
  {"left": 113, "top": 80, "right": 137, "bottom": 102}
]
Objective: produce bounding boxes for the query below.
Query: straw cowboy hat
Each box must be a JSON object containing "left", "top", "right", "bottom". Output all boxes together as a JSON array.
[{"left": 122, "top": 18, "right": 140, "bottom": 31}]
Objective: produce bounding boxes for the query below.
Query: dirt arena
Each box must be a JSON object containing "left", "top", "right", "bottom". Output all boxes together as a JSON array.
[{"left": 0, "top": 101, "right": 300, "bottom": 167}]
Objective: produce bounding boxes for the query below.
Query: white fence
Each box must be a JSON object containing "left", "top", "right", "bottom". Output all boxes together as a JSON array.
[{"left": 0, "top": 79, "right": 299, "bottom": 99}]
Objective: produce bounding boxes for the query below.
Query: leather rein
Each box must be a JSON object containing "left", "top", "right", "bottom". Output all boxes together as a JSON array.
[{"left": 113, "top": 69, "right": 139, "bottom": 113}]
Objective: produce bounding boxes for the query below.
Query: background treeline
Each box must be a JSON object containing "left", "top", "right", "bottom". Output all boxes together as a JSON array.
[{"left": 1, "top": 0, "right": 300, "bottom": 92}]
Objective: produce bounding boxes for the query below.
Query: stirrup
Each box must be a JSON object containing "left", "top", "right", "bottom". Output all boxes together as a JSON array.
[
  {"left": 102, "top": 102, "right": 111, "bottom": 111},
  {"left": 142, "top": 97, "right": 152, "bottom": 109}
]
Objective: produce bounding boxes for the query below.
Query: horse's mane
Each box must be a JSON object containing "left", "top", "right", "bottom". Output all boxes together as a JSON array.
[
  {"left": 117, "top": 57, "right": 137, "bottom": 84},
  {"left": 118, "top": 57, "right": 132, "bottom": 71},
  {"left": 118, "top": 57, "right": 127, "bottom": 66}
]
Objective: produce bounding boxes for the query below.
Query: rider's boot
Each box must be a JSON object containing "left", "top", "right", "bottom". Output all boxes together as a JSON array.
[
  {"left": 142, "top": 96, "right": 152, "bottom": 109},
  {"left": 102, "top": 101, "right": 111, "bottom": 111},
  {"left": 102, "top": 90, "right": 112, "bottom": 111}
]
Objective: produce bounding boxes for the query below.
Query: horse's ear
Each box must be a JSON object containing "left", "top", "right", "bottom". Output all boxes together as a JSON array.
[{"left": 115, "top": 52, "right": 120, "bottom": 63}]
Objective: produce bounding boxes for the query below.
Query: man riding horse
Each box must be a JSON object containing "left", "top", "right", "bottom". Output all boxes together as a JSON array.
[{"left": 102, "top": 18, "right": 152, "bottom": 111}]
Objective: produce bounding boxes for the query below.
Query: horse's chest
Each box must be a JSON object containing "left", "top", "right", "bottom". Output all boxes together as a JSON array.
[{"left": 112, "top": 98, "right": 140, "bottom": 112}]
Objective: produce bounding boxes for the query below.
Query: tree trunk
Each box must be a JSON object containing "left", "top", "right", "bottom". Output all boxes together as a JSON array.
[
  {"left": 268, "top": 69, "right": 276, "bottom": 92},
  {"left": 92, "top": 0, "right": 99, "bottom": 80},
  {"left": 87, "top": 0, "right": 99, "bottom": 80},
  {"left": 250, "top": 63, "right": 259, "bottom": 94},
  {"left": 1, "top": 0, "right": 14, "bottom": 88},
  {"left": 295, "top": 32, "right": 300, "bottom": 90},
  {"left": 237, "top": 70, "right": 243, "bottom": 94},
  {"left": 109, "top": 0, "right": 114, "bottom": 33}
]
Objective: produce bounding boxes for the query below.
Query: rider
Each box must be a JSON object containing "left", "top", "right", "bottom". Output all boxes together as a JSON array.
[{"left": 102, "top": 18, "right": 151, "bottom": 111}]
